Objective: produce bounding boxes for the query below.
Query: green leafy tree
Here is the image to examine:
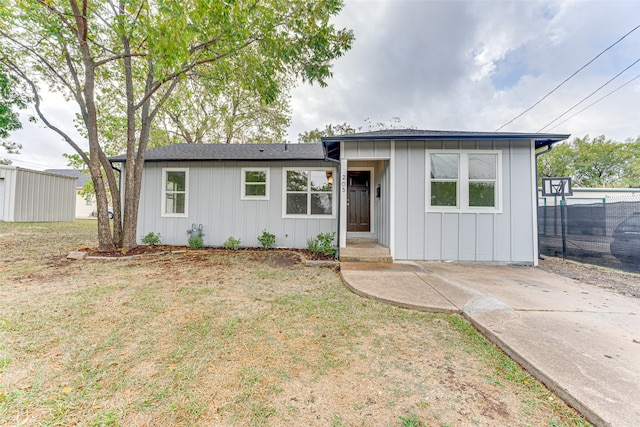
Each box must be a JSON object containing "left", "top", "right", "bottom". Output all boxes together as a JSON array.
[
  {"left": 155, "top": 65, "right": 292, "bottom": 146},
  {"left": 0, "top": 64, "right": 31, "bottom": 164},
  {"left": 298, "top": 116, "right": 407, "bottom": 143},
  {"left": 1, "top": 0, "right": 353, "bottom": 251},
  {"left": 298, "top": 122, "right": 359, "bottom": 144},
  {"left": 537, "top": 142, "right": 575, "bottom": 184},
  {"left": 538, "top": 135, "right": 638, "bottom": 188},
  {"left": 620, "top": 136, "right": 640, "bottom": 188},
  {"left": 571, "top": 135, "right": 630, "bottom": 187}
]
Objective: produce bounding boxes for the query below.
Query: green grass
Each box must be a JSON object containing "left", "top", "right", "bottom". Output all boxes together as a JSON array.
[{"left": 0, "top": 221, "right": 591, "bottom": 426}]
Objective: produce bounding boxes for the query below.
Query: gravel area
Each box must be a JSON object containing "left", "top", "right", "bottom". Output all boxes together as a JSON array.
[{"left": 538, "top": 256, "right": 640, "bottom": 298}]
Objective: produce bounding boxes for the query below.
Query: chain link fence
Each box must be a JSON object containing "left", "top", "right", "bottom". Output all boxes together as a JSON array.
[{"left": 538, "top": 201, "right": 640, "bottom": 272}]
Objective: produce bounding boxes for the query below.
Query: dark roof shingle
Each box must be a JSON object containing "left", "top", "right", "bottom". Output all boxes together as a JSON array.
[
  {"left": 44, "top": 168, "right": 92, "bottom": 186},
  {"left": 321, "top": 128, "right": 570, "bottom": 141},
  {"left": 109, "top": 143, "right": 325, "bottom": 163},
  {"left": 320, "top": 129, "right": 571, "bottom": 150}
]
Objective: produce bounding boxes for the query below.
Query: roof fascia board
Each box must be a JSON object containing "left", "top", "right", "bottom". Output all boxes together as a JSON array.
[
  {"left": 110, "top": 157, "right": 328, "bottom": 163},
  {"left": 322, "top": 134, "right": 570, "bottom": 143}
]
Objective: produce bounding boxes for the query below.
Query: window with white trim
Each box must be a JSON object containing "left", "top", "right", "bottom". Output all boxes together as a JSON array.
[
  {"left": 426, "top": 151, "right": 501, "bottom": 212},
  {"left": 241, "top": 168, "right": 269, "bottom": 200},
  {"left": 283, "top": 168, "right": 335, "bottom": 217},
  {"left": 162, "top": 168, "right": 188, "bottom": 217}
]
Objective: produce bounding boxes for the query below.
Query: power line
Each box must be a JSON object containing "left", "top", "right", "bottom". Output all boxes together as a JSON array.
[
  {"left": 2, "top": 157, "right": 67, "bottom": 170},
  {"left": 547, "top": 74, "right": 640, "bottom": 132},
  {"left": 538, "top": 56, "right": 640, "bottom": 132},
  {"left": 495, "top": 23, "right": 640, "bottom": 131}
]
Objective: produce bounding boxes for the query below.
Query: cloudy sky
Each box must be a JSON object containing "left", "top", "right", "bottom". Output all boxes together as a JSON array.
[{"left": 5, "top": 0, "right": 640, "bottom": 170}]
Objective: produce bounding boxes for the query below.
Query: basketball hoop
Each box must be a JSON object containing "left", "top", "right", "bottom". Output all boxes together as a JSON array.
[{"left": 542, "top": 177, "right": 573, "bottom": 197}]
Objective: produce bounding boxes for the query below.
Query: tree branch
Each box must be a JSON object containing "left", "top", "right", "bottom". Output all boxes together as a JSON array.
[
  {"left": 134, "top": 36, "right": 261, "bottom": 111},
  {"left": 5, "top": 59, "right": 89, "bottom": 164},
  {"left": 1, "top": 31, "right": 83, "bottom": 113},
  {"left": 34, "top": 0, "right": 78, "bottom": 37}
]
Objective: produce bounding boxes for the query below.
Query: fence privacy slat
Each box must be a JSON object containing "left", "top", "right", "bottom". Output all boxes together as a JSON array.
[{"left": 538, "top": 201, "right": 640, "bottom": 272}]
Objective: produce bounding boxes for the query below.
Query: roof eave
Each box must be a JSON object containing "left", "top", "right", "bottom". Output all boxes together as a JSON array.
[
  {"left": 109, "top": 156, "right": 326, "bottom": 163},
  {"left": 321, "top": 133, "right": 571, "bottom": 143}
]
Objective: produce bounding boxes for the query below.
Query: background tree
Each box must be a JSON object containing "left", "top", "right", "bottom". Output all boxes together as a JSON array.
[
  {"left": 298, "top": 116, "right": 407, "bottom": 143},
  {"left": 621, "top": 137, "right": 640, "bottom": 188},
  {"left": 1, "top": 0, "right": 353, "bottom": 251},
  {"left": 538, "top": 135, "right": 639, "bottom": 188},
  {"left": 155, "top": 64, "right": 292, "bottom": 146},
  {"left": 0, "top": 64, "right": 31, "bottom": 165},
  {"left": 537, "top": 142, "right": 575, "bottom": 183}
]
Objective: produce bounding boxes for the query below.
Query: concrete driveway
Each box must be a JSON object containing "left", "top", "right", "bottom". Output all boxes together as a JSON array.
[{"left": 340, "top": 261, "right": 640, "bottom": 427}]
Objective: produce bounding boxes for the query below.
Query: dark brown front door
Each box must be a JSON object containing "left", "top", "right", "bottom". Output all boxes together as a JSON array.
[{"left": 347, "top": 171, "right": 370, "bottom": 232}]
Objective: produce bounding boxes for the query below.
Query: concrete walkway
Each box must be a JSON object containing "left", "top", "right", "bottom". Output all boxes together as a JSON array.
[{"left": 340, "top": 261, "right": 640, "bottom": 427}]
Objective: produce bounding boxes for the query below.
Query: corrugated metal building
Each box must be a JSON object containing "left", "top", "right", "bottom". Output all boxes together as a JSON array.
[
  {"left": 0, "top": 165, "right": 76, "bottom": 222},
  {"left": 44, "top": 168, "right": 96, "bottom": 218}
]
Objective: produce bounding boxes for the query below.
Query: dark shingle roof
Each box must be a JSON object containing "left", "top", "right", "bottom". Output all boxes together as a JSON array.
[
  {"left": 44, "top": 169, "right": 92, "bottom": 187},
  {"left": 321, "top": 129, "right": 570, "bottom": 149},
  {"left": 109, "top": 143, "right": 325, "bottom": 163},
  {"left": 321, "top": 129, "right": 570, "bottom": 141}
]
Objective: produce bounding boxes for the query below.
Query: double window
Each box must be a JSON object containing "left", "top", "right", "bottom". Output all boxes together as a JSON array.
[
  {"left": 427, "top": 151, "right": 501, "bottom": 211},
  {"left": 241, "top": 168, "right": 269, "bottom": 200},
  {"left": 162, "top": 168, "right": 188, "bottom": 217},
  {"left": 284, "top": 168, "right": 335, "bottom": 217}
]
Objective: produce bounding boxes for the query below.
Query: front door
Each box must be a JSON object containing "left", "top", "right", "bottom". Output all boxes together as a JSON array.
[{"left": 347, "top": 171, "right": 370, "bottom": 232}]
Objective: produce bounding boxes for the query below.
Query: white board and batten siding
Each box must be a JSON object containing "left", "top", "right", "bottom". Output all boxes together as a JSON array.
[
  {"left": 392, "top": 139, "right": 537, "bottom": 264},
  {"left": 137, "top": 160, "right": 338, "bottom": 248},
  {"left": 0, "top": 166, "right": 76, "bottom": 222}
]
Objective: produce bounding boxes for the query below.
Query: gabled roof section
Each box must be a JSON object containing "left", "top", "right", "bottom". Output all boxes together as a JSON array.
[
  {"left": 109, "top": 143, "right": 326, "bottom": 163},
  {"left": 44, "top": 168, "right": 92, "bottom": 187},
  {"left": 321, "top": 129, "right": 570, "bottom": 151}
]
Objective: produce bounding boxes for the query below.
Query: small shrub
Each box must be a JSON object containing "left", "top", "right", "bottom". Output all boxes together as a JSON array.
[
  {"left": 188, "top": 235, "right": 204, "bottom": 249},
  {"left": 141, "top": 232, "right": 161, "bottom": 246},
  {"left": 223, "top": 236, "right": 241, "bottom": 250},
  {"left": 257, "top": 230, "right": 276, "bottom": 248},
  {"left": 307, "top": 232, "right": 336, "bottom": 257}
]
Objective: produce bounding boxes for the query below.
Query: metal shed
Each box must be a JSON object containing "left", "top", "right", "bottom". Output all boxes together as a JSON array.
[{"left": 0, "top": 165, "right": 76, "bottom": 222}]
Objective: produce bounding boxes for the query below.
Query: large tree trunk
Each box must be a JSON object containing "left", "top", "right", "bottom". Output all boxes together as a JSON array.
[
  {"left": 85, "top": 71, "right": 116, "bottom": 252},
  {"left": 70, "top": 0, "right": 115, "bottom": 252}
]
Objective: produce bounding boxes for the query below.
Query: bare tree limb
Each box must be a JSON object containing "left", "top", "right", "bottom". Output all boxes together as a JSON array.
[{"left": 4, "top": 58, "right": 89, "bottom": 164}]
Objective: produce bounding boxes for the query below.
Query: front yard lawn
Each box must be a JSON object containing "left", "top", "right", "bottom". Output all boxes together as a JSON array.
[{"left": 0, "top": 221, "right": 588, "bottom": 426}]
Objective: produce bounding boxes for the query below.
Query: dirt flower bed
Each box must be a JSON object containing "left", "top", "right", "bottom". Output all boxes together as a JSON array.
[{"left": 79, "top": 244, "right": 337, "bottom": 261}]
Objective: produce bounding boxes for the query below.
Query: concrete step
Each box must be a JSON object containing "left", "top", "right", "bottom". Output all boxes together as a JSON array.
[
  {"left": 340, "top": 254, "right": 393, "bottom": 263},
  {"left": 339, "top": 244, "right": 392, "bottom": 263}
]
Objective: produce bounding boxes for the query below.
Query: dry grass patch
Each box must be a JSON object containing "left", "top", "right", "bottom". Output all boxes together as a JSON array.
[{"left": 0, "top": 222, "right": 589, "bottom": 426}]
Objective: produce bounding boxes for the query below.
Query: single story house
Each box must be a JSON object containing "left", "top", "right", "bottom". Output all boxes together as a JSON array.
[
  {"left": 0, "top": 165, "right": 76, "bottom": 222},
  {"left": 109, "top": 129, "right": 570, "bottom": 265},
  {"left": 45, "top": 169, "right": 96, "bottom": 219}
]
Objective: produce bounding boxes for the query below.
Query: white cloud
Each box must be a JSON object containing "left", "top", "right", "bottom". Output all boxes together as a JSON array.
[
  {"left": 6, "top": 0, "right": 640, "bottom": 170},
  {"left": 289, "top": 0, "right": 640, "bottom": 141}
]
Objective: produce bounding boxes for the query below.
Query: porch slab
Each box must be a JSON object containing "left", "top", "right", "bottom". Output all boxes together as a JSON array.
[{"left": 340, "top": 267, "right": 458, "bottom": 313}]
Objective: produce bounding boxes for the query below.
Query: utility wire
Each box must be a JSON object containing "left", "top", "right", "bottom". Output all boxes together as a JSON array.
[
  {"left": 2, "top": 157, "right": 66, "bottom": 170},
  {"left": 538, "top": 57, "right": 640, "bottom": 132},
  {"left": 547, "top": 74, "right": 640, "bottom": 132},
  {"left": 495, "top": 23, "right": 640, "bottom": 131}
]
